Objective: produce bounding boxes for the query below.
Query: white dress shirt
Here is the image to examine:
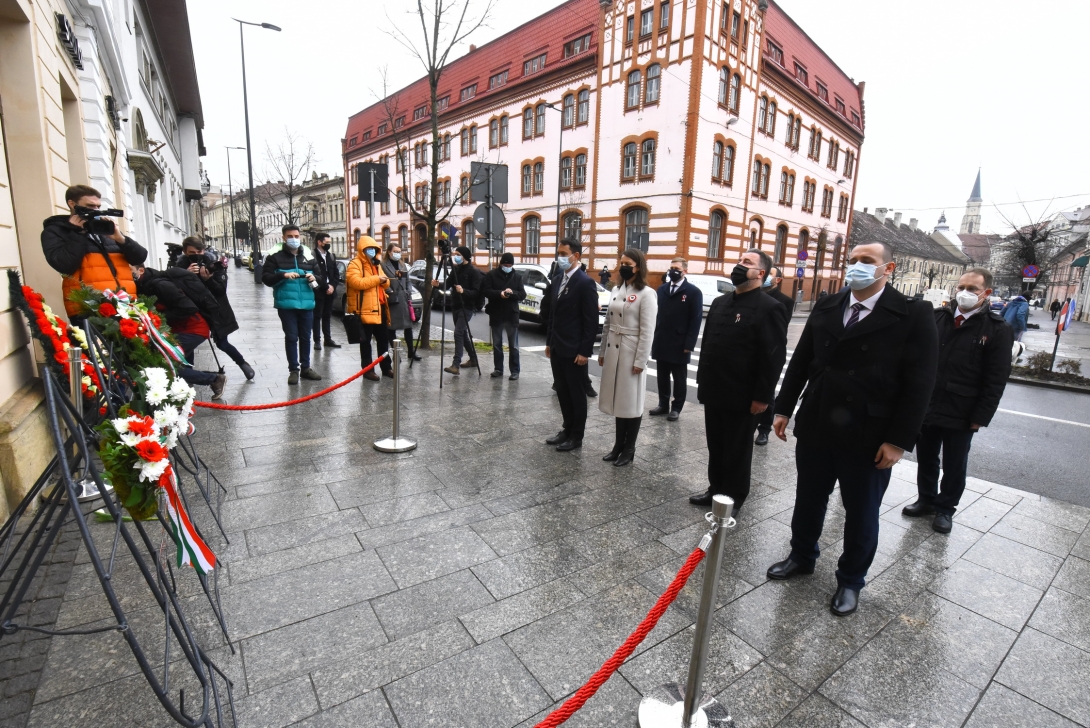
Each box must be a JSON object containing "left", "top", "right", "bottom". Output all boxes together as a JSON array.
[{"left": 843, "top": 287, "right": 886, "bottom": 327}]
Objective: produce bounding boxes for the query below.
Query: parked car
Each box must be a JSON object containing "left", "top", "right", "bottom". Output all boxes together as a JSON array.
[
  {"left": 989, "top": 296, "right": 1006, "bottom": 311},
  {"left": 512, "top": 263, "right": 608, "bottom": 335},
  {"left": 685, "top": 274, "right": 735, "bottom": 315},
  {"left": 408, "top": 259, "right": 450, "bottom": 309},
  {"left": 332, "top": 259, "right": 422, "bottom": 317}
]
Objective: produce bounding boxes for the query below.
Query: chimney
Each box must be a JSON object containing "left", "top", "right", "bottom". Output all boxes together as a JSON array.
[
  {"left": 909, "top": 218, "right": 918, "bottom": 232},
  {"left": 863, "top": 207, "right": 868, "bottom": 214},
  {"left": 874, "top": 207, "right": 888, "bottom": 224},
  {"left": 893, "top": 212, "right": 903, "bottom": 227},
  {"left": 469, "top": 44, "right": 477, "bottom": 53}
]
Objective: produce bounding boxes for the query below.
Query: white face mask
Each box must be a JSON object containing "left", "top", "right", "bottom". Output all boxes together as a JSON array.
[
  {"left": 391, "top": 252, "right": 401, "bottom": 261},
  {"left": 956, "top": 290, "right": 983, "bottom": 312}
]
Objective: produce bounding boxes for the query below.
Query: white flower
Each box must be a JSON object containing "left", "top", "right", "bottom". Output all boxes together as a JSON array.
[
  {"left": 143, "top": 367, "right": 170, "bottom": 388},
  {"left": 164, "top": 429, "right": 179, "bottom": 449},
  {"left": 119, "top": 431, "right": 144, "bottom": 448},
  {"left": 154, "top": 404, "right": 180, "bottom": 429},
  {"left": 112, "top": 418, "right": 131, "bottom": 433},
  {"left": 169, "top": 378, "right": 195, "bottom": 402},
  {"left": 146, "top": 386, "right": 168, "bottom": 406},
  {"left": 135, "top": 458, "right": 169, "bottom": 483}
]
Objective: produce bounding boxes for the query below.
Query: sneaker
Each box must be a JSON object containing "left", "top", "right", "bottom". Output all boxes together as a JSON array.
[
  {"left": 240, "top": 362, "right": 256, "bottom": 381},
  {"left": 288, "top": 370, "right": 300, "bottom": 385},
  {"left": 444, "top": 365, "right": 460, "bottom": 375},
  {"left": 300, "top": 367, "right": 322, "bottom": 381},
  {"left": 211, "top": 373, "right": 227, "bottom": 399},
  {"left": 490, "top": 371, "right": 504, "bottom": 378}
]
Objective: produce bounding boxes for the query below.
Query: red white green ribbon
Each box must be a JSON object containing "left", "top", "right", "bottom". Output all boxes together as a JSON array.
[{"left": 161, "top": 465, "right": 216, "bottom": 574}]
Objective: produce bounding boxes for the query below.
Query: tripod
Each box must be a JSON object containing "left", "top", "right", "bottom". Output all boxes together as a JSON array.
[{"left": 412, "top": 249, "right": 482, "bottom": 388}]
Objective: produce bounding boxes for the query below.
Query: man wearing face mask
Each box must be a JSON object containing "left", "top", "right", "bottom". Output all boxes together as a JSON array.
[
  {"left": 650, "top": 257, "right": 702, "bottom": 421},
  {"left": 311, "top": 233, "right": 342, "bottom": 351},
  {"left": 481, "top": 252, "right": 526, "bottom": 379},
  {"left": 262, "top": 225, "right": 323, "bottom": 385},
  {"left": 768, "top": 242, "right": 937, "bottom": 617},
  {"left": 432, "top": 245, "right": 482, "bottom": 375},
  {"left": 691, "top": 249, "right": 787, "bottom": 511},
  {"left": 754, "top": 267, "right": 795, "bottom": 444},
  {"left": 904, "top": 269, "right": 1012, "bottom": 533}
]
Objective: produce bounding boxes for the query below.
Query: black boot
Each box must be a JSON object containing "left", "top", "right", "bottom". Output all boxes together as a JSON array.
[
  {"left": 603, "top": 418, "right": 626, "bottom": 462},
  {"left": 614, "top": 417, "right": 642, "bottom": 467}
]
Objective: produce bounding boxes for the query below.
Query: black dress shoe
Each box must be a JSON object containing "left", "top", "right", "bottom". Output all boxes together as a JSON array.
[
  {"left": 932, "top": 512, "right": 953, "bottom": 533},
  {"left": 585, "top": 386, "right": 598, "bottom": 398},
  {"left": 830, "top": 587, "right": 859, "bottom": 616},
  {"left": 766, "top": 558, "right": 815, "bottom": 580},
  {"left": 555, "top": 439, "right": 582, "bottom": 452},
  {"left": 546, "top": 431, "right": 569, "bottom": 445},
  {"left": 614, "top": 450, "right": 635, "bottom": 467},
  {"left": 314, "top": 342, "right": 322, "bottom": 351},
  {"left": 754, "top": 431, "right": 769, "bottom": 446},
  {"left": 410, "top": 354, "right": 423, "bottom": 361},
  {"left": 649, "top": 405, "right": 669, "bottom": 416},
  {"left": 902, "top": 500, "right": 935, "bottom": 517},
  {"left": 325, "top": 340, "right": 342, "bottom": 348},
  {"left": 667, "top": 410, "right": 680, "bottom": 422},
  {"left": 689, "top": 491, "right": 713, "bottom": 506},
  {"left": 491, "top": 370, "right": 504, "bottom": 378}
]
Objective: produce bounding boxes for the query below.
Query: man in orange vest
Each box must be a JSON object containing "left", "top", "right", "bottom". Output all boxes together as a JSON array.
[{"left": 41, "top": 184, "right": 147, "bottom": 321}]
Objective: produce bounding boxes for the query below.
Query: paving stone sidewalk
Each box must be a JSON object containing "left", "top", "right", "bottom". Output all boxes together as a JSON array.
[{"left": 7, "top": 279, "right": 1090, "bottom": 728}]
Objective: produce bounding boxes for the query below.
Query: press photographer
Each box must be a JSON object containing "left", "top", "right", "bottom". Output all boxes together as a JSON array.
[{"left": 41, "top": 184, "right": 147, "bottom": 321}]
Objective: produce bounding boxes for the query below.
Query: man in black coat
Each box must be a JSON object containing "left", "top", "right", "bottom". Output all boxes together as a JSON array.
[
  {"left": 691, "top": 249, "right": 787, "bottom": 512},
  {"left": 545, "top": 239, "right": 599, "bottom": 451},
  {"left": 175, "top": 237, "right": 254, "bottom": 380},
  {"left": 435, "top": 246, "right": 483, "bottom": 375},
  {"left": 650, "top": 257, "right": 703, "bottom": 421},
  {"left": 481, "top": 252, "right": 527, "bottom": 379},
  {"left": 904, "top": 268, "right": 1013, "bottom": 533},
  {"left": 311, "top": 233, "right": 342, "bottom": 350},
  {"left": 768, "top": 241, "right": 938, "bottom": 616},
  {"left": 754, "top": 266, "right": 795, "bottom": 444}
]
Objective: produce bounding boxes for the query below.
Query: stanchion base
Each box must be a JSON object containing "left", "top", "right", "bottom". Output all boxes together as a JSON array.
[
  {"left": 40, "top": 477, "right": 112, "bottom": 504},
  {"left": 373, "top": 437, "right": 418, "bottom": 453},
  {"left": 637, "top": 683, "right": 734, "bottom": 728}
]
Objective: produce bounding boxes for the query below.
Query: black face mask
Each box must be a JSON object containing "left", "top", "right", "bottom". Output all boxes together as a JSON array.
[
  {"left": 619, "top": 264, "right": 635, "bottom": 281},
  {"left": 730, "top": 264, "right": 752, "bottom": 286},
  {"left": 667, "top": 269, "right": 683, "bottom": 282}
]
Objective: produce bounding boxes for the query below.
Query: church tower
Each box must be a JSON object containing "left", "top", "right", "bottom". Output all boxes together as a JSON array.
[{"left": 960, "top": 169, "right": 982, "bottom": 235}]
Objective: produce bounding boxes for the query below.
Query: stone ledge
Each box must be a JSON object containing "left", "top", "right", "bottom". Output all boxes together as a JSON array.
[{"left": 0, "top": 380, "right": 54, "bottom": 519}]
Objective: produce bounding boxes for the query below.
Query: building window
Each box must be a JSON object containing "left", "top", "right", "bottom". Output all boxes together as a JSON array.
[
  {"left": 722, "top": 143, "right": 735, "bottom": 185},
  {"left": 708, "top": 210, "right": 725, "bottom": 259},
  {"left": 712, "top": 141, "right": 724, "bottom": 182},
  {"left": 758, "top": 96, "right": 768, "bottom": 131},
  {"left": 774, "top": 225, "right": 788, "bottom": 264},
  {"left": 835, "top": 98, "right": 846, "bottom": 115},
  {"left": 623, "top": 142, "right": 638, "bottom": 180},
  {"left": 787, "top": 114, "right": 801, "bottom": 150},
  {"left": 821, "top": 188, "right": 833, "bottom": 218},
  {"left": 626, "top": 70, "right": 641, "bottom": 110},
  {"left": 766, "top": 39, "right": 784, "bottom": 65},
  {"left": 844, "top": 150, "right": 855, "bottom": 178},
  {"left": 623, "top": 207, "right": 649, "bottom": 249},
  {"left": 460, "top": 84, "right": 476, "bottom": 102},
  {"left": 524, "top": 216, "right": 541, "bottom": 254},
  {"left": 459, "top": 175, "right": 469, "bottom": 204},
  {"left": 660, "top": 1, "right": 670, "bottom": 29},
  {"left": 500, "top": 114, "right": 509, "bottom": 144},
  {"left": 801, "top": 181, "right": 815, "bottom": 213},
  {"left": 533, "top": 162, "right": 544, "bottom": 194},
  {"left": 382, "top": 227, "right": 391, "bottom": 247},
  {"left": 523, "top": 108, "right": 534, "bottom": 139},
  {"left": 522, "top": 164, "right": 532, "bottom": 196},
  {"left": 469, "top": 124, "right": 478, "bottom": 153},
  {"left": 816, "top": 81, "right": 828, "bottom": 103},
  {"left": 523, "top": 53, "right": 546, "bottom": 76},
  {"left": 489, "top": 69, "right": 509, "bottom": 89},
  {"left": 718, "top": 67, "right": 729, "bottom": 105},
  {"left": 413, "top": 106, "right": 427, "bottom": 121},
  {"left": 645, "top": 64, "right": 661, "bottom": 104},
  {"left": 577, "top": 89, "right": 590, "bottom": 125},
  {"left": 560, "top": 156, "right": 573, "bottom": 189},
  {"left": 641, "top": 139, "right": 656, "bottom": 177},
  {"left": 442, "top": 133, "right": 451, "bottom": 160},
  {"left": 461, "top": 128, "right": 470, "bottom": 155},
  {"left": 563, "top": 211, "right": 583, "bottom": 242},
  {"left": 751, "top": 160, "right": 770, "bottom": 199},
  {"left": 730, "top": 10, "right": 741, "bottom": 41},
  {"left": 794, "top": 62, "right": 808, "bottom": 86},
  {"left": 851, "top": 110, "right": 861, "bottom": 127},
  {"left": 395, "top": 116, "right": 405, "bottom": 129},
  {"left": 378, "top": 123, "right": 388, "bottom": 136},
  {"left": 838, "top": 194, "right": 849, "bottom": 223},
  {"left": 799, "top": 228, "right": 810, "bottom": 265},
  {"left": 562, "top": 93, "right": 575, "bottom": 127},
  {"left": 728, "top": 73, "right": 741, "bottom": 114},
  {"left": 779, "top": 172, "right": 795, "bottom": 206},
  {"left": 398, "top": 225, "right": 407, "bottom": 248},
  {"left": 640, "top": 8, "right": 653, "bottom": 36},
  {"left": 808, "top": 128, "right": 822, "bottom": 160},
  {"left": 575, "top": 153, "right": 587, "bottom": 187},
  {"left": 564, "top": 33, "right": 592, "bottom": 57},
  {"left": 436, "top": 96, "right": 449, "bottom": 111},
  {"left": 833, "top": 236, "right": 843, "bottom": 268},
  {"left": 490, "top": 118, "right": 499, "bottom": 148},
  {"left": 535, "top": 104, "right": 546, "bottom": 137},
  {"left": 626, "top": 14, "right": 635, "bottom": 43},
  {"left": 463, "top": 220, "right": 475, "bottom": 247},
  {"left": 827, "top": 140, "right": 839, "bottom": 170}
]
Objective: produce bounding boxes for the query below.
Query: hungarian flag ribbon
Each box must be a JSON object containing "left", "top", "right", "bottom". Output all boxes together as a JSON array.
[{"left": 161, "top": 465, "right": 216, "bottom": 575}]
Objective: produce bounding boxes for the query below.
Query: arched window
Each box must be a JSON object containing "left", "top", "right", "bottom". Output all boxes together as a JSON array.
[
  {"left": 774, "top": 224, "right": 788, "bottom": 264},
  {"left": 799, "top": 228, "right": 811, "bottom": 265},
  {"left": 523, "top": 108, "right": 534, "bottom": 139},
  {"left": 766, "top": 101, "right": 777, "bottom": 135},
  {"left": 536, "top": 103, "right": 547, "bottom": 136},
  {"left": 575, "top": 153, "right": 588, "bottom": 187},
  {"left": 463, "top": 220, "right": 475, "bottom": 248},
  {"left": 833, "top": 235, "right": 844, "bottom": 268},
  {"left": 623, "top": 142, "right": 638, "bottom": 179},
  {"left": 641, "top": 138, "right": 656, "bottom": 177},
  {"left": 758, "top": 96, "right": 768, "bottom": 131},
  {"left": 132, "top": 109, "right": 148, "bottom": 151},
  {"left": 524, "top": 216, "right": 541, "bottom": 255},
  {"left": 490, "top": 119, "right": 499, "bottom": 148},
  {"left": 533, "top": 162, "right": 544, "bottom": 194},
  {"left": 712, "top": 141, "right": 724, "bottom": 181},
  {"left": 382, "top": 226, "right": 391, "bottom": 248},
  {"left": 562, "top": 93, "right": 575, "bottom": 127},
  {"left": 708, "top": 211, "right": 725, "bottom": 259},
  {"left": 623, "top": 206, "right": 649, "bottom": 249},
  {"left": 718, "top": 67, "right": 729, "bottom": 105},
  {"left": 560, "top": 156, "right": 573, "bottom": 189},
  {"left": 729, "top": 74, "right": 741, "bottom": 113},
  {"left": 752, "top": 160, "right": 762, "bottom": 195},
  {"left": 522, "top": 164, "right": 533, "bottom": 196},
  {"left": 626, "top": 70, "right": 642, "bottom": 109},
  {"left": 577, "top": 89, "right": 590, "bottom": 124},
  {"left": 563, "top": 211, "right": 583, "bottom": 242},
  {"left": 723, "top": 143, "right": 735, "bottom": 185},
  {"left": 500, "top": 115, "right": 509, "bottom": 144},
  {"left": 397, "top": 225, "right": 408, "bottom": 248},
  {"left": 761, "top": 163, "right": 770, "bottom": 198},
  {"left": 645, "top": 64, "right": 661, "bottom": 104}
]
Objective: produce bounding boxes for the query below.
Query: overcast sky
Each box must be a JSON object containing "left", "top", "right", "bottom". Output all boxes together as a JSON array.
[{"left": 191, "top": 0, "right": 1090, "bottom": 236}]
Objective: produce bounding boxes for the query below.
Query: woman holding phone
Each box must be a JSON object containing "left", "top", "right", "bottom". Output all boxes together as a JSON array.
[{"left": 382, "top": 243, "right": 420, "bottom": 361}]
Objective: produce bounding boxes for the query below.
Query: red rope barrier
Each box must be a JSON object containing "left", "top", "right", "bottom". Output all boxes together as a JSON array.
[
  {"left": 535, "top": 546, "right": 707, "bottom": 728},
  {"left": 192, "top": 353, "right": 389, "bottom": 411}
]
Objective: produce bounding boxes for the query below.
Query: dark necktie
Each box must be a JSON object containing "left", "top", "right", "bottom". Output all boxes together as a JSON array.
[
  {"left": 955, "top": 314, "right": 965, "bottom": 329},
  {"left": 670, "top": 284, "right": 677, "bottom": 296},
  {"left": 845, "top": 302, "right": 866, "bottom": 328}
]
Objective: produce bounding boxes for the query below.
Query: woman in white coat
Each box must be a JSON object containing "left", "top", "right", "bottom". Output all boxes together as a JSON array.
[{"left": 599, "top": 248, "right": 658, "bottom": 466}]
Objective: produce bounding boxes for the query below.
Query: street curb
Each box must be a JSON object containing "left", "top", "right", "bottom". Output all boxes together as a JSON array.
[{"left": 1007, "top": 375, "right": 1090, "bottom": 395}]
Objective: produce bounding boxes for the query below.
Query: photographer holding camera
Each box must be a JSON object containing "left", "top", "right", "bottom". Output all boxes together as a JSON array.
[{"left": 42, "top": 185, "right": 147, "bottom": 321}]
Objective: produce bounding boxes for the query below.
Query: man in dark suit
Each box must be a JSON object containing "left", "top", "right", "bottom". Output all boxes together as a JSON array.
[
  {"left": 767, "top": 241, "right": 938, "bottom": 617},
  {"left": 904, "top": 268, "right": 1012, "bottom": 533},
  {"left": 545, "top": 239, "right": 600, "bottom": 451},
  {"left": 755, "top": 266, "right": 795, "bottom": 445},
  {"left": 690, "top": 249, "right": 787, "bottom": 512},
  {"left": 650, "top": 257, "right": 703, "bottom": 421}
]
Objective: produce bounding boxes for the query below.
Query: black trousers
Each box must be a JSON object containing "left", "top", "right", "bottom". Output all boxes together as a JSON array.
[
  {"left": 788, "top": 438, "right": 891, "bottom": 590},
  {"left": 312, "top": 291, "right": 335, "bottom": 343},
  {"left": 551, "top": 355, "right": 588, "bottom": 441},
  {"left": 359, "top": 322, "right": 391, "bottom": 372},
  {"left": 915, "top": 424, "right": 975, "bottom": 516},
  {"left": 704, "top": 408, "right": 757, "bottom": 508},
  {"left": 655, "top": 360, "right": 688, "bottom": 411},
  {"left": 755, "top": 406, "right": 775, "bottom": 435}
]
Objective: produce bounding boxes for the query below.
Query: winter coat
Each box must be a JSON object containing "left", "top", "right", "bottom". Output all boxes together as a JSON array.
[
  {"left": 923, "top": 306, "right": 1013, "bottom": 430},
  {"left": 544, "top": 268, "right": 599, "bottom": 358},
  {"left": 651, "top": 278, "right": 702, "bottom": 365},
  {"left": 345, "top": 239, "right": 390, "bottom": 325},
  {"left": 41, "top": 215, "right": 147, "bottom": 317},
  {"left": 599, "top": 282, "right": 657, "bottom": 418},
  {"left": 1001, "top": 298, "right": 1029, "bottom": 333},
  {"left": 312, "top": 245, "right": 339, "bottom": 293},
  {"left": 481, "top": 267, "right": 527, "bottom": 323},
  {"left": 135, "top": 267, "right": 218, "bottom": 332},
  {"left": 173, "top": 253, "right": 238, "bottom": 337},
  {"left": 441, "top": 262, "right": 483, "bottom": 312},
  {"left": 765, "top": 287, "right": 795, "bottom": 327},
  {"left": 381, "top": 258, "right": 415, "bottom": 330},
  {"left": 261, "top": 244, "right": 317, "bottom": 310}
]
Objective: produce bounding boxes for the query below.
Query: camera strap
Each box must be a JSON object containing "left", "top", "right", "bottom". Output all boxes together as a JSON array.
[{"left": 88, "top": 233, "right": 123, "bottom": 289}]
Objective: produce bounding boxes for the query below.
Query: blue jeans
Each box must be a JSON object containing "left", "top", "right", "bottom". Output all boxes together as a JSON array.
[
  {"left": 490, "top": 318, "right": 520, "bottom": 374},
  {"left": 174, "top": 333, "right": 218, "bottom": 386},
  {"left": 277, "top": 308, "right": 314, "bottom": 371}
]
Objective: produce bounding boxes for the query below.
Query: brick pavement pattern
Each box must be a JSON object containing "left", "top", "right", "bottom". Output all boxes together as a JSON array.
[{"left": 7, "top": 278, "right": 1090, "bottom": 727}]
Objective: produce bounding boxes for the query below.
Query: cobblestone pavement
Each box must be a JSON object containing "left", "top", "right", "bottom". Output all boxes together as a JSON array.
[{"left": 7, "top": 277, "right": 1090, "bottom": 727}]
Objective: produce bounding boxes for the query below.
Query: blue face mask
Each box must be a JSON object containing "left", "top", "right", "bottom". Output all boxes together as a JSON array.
[
  {"left": 366, "top": 248, "right": 378, "bottom": 258},
  {"left": 844, "top": 261, "right": 889, "bottom": 291},
  {"left": 391, "top": 252, "right": 401, "bottom": 261},
  {"left": 501, "top": 265, "right": 513, "bottom": 273},
  {"left": 452, "top": 255, "right": 463, "bottom": 265},
  {"left": 285, "top": 238, "right": 301, "bottom": 250},
  {"left": 556, "top": 255, "right": 572, "bottom": 271},
  {"left": 762, "top": 274, "right": 773, "bottom": 288}
]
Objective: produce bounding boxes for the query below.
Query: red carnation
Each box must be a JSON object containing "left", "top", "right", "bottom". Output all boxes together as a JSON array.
[
  {"left": 127, "top": 417, "right": 156, "bottom": 437},
  {"left": 139, "top": 333, "right": 150, "bottom": 344},
  {"left": 119, "top": 319, "right": 139, "bottom": 338},
  {"left": 98, "top": 302, "right": 117, "bottom": 317},
  {"left": 99, "top": 407, "right": 107, "bottom": 416},
  {"left": 53, "top": 351, "right": 68, "bottom": 365},
  {"left": 133, "top": 439, "right": 168, "bottom": 462},
  {"left": 149, "top": 313, "right": 162, "bottom": 327}
]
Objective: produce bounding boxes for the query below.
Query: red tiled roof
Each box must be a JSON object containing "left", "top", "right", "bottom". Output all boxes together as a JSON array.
[
  {"left": 958, "top": 234, "right": 1003, "bottom": 266},
  {"left": 344, "top": 0, "right": 600, "bottom": 151},
  {"left": 763, "top": 1, "right": 863, "bottom": 131}
]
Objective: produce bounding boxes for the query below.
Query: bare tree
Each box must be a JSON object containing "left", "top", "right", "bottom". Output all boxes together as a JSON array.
[
  {"left": 257, "top": 129, "right": 316, "bottom": 230},
  {"left": 993, "top": 205, "right": 1062, "bottom": 296},
  {"left": 378, "top": 0, "right": 496, "bottom": 349}
]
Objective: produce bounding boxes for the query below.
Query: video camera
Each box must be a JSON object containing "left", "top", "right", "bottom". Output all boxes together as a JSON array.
[{"left": 73, "top": 205, "right": 124, "bottom": 236}]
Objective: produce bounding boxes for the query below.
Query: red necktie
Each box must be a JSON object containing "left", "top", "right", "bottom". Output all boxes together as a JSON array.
[{"left": 954, "top": 315, "right": 965, "bottom": 329}]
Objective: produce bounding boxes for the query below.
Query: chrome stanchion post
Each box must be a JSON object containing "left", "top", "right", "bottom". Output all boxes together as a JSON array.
[
  {"left": 373, "top": 340, "right": 417, "bottom": 453},
  {"left": 68, "top": 347, "right": 103, "bottom": 502},
  {"left": 637, "top": 494, "right": 736, "bottom": 728}
]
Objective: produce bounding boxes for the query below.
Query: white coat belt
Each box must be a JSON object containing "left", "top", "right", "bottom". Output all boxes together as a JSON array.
[{"left": 613, "top": 325, "right": 641, "bottom": 336}]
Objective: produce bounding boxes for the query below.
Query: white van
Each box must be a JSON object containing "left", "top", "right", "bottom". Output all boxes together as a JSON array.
[
  {"left": 922, "top": 288, "right": 951, "bottom": 309},
  {"left": 685, "top": 274, "right": 735, "bottom": 315}
]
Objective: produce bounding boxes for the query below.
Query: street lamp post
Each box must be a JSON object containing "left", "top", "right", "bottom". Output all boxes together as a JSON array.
[
  {"left": 543, "top": 102, "right": 565, "bottom": 250},
  {"left": 233, "top": 18, "right": 281, "bottom": 277},
  {"left": 225, "top": 146, "right": 245, "bottom": 257}
]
